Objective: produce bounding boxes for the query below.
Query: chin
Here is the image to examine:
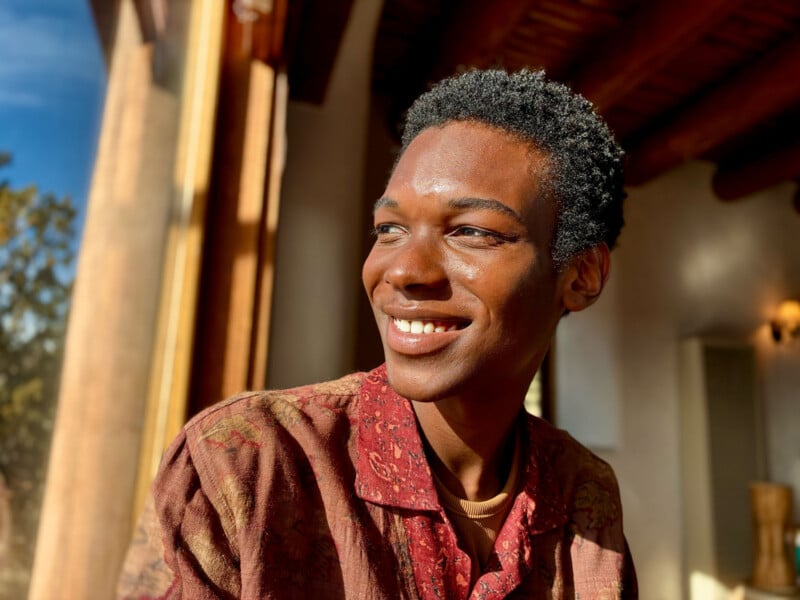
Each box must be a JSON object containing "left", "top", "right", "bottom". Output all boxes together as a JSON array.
[
  {"left": 383, "top": 361, "right": 453, "bottom": 402},
  {"left": 383, "top": 356, "right": 484, "bottom": 405}
]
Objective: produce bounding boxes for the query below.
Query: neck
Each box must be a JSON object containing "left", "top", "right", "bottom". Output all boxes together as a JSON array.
[{"left": 413, "top": 394, "right": 523, "bottom": 501}]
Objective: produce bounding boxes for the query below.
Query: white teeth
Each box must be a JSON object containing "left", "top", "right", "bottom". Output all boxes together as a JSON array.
[{"left": 393, "top": 318, "right": 461, "bottom": 334}]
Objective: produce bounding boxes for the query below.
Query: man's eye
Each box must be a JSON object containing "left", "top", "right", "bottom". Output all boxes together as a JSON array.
[
  {"left": 372, "top": 224, "right": 405, "bottom": 237},
  {"left": 454, "top": 226, "right": 493, "bottom": 237},
  {"left": 451, "top": 226, "right": 505, "bottom": 240},
  {"left": 449, "top": 226, "right": 516, "bottom": 247}
]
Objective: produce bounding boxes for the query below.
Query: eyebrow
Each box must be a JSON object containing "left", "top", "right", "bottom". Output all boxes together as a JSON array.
[
  {"left": 448, "top": 197, "right": 524, "bottom": 223},
  {"left": 373, "top": 197, "right": 398, "bottom": 212},
  {"left": 373, "top": 196, "right": 524, "bottom": 224}
]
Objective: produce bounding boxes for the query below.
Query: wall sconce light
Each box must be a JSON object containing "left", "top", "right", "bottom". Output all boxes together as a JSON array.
[
  {"left": 770, "top": 300, "right": 800, "bottom": 343},
  {"left": 233, "top": 0, "right": 272, "bottom": 23}
]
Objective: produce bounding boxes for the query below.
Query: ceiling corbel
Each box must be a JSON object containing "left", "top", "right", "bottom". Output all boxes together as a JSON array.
[
  {"left": 625, "top": 35, "right": 800, "bottom": 186},
  {"left": 713, "top": 137, "right": 800, "bottom": 201},
  {"left": 572, "top": 0, "right": 741, "bottom": 112},
  {"left": 795, "top": 185, "right": 800, "bottom": 215}
]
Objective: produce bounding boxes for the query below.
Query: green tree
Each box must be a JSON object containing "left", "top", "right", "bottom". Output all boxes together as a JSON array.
[{"left": 0, "top": 152, "right": 76, "bottom": 596}]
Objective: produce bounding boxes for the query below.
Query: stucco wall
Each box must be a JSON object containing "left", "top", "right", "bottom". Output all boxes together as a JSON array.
[{"left": 267, "top": 0, "right": 382, "bottom": 388}]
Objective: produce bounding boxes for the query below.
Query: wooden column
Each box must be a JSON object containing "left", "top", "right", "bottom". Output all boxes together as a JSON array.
[
  {"left": 29, "top": 2, "right": 177, "bottom": 597},
  {"left": 30, "top": 0, "right": 227, "bottom": 597}
]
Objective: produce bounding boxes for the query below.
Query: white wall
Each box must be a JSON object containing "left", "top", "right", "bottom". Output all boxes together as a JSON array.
[
  {"left": 558, "top": 161, "right": 800, "bottom": 598},
  {"left": 267, "top": 0, "right": 382, "bottom": 388}
]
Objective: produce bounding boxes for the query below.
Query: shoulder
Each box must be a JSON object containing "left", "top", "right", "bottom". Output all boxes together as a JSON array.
[
  {"left": 151, "top": 372, "right": 370, "bottom": 534},
  {"left": 183, "top": 370, "right": 367, "bottom": 447},
  {"left": 175, "top": 371, "right": 367, "bottom": 489},
  {"left": 525, "top": 415, "right": 621, "bottom": 529}
]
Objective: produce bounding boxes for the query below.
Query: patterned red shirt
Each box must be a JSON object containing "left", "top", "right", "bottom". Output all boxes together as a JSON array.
[{"left": 118, "top": 365, "right": 636, "bottom": 599}]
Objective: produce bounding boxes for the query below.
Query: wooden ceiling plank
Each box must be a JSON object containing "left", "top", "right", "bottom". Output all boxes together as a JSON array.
[
  {"left": 626, "top": 35, "right": 800, "bottom": 185},
  {"left": 571, "top": 0, "right": 744, "bottom": 111},
  {"left": 509, "top": 26, "right": 577, "bottom": 49},
  {"left": 739, "top": 0, "right": 800, "bottom": 29},
  {"left": 713, "top": 139, "right": 800, "bottom": 201},
  {"left": 528, "top": 10, "right": 598, "bottom": 34},
  {"left": 431, "top": 0, "right": 536, "bottom": 79},
  {"left": 537, "top": 0, "right": 624, "bottom": 28}
]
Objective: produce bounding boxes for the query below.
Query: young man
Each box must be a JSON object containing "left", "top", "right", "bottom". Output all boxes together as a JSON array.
[{"left": 119, "top": 70, "right": 636, "bottom": 599}]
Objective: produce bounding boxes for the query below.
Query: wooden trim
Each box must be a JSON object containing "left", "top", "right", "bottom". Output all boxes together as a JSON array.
[
  {"left": 132, "top": 0, "right": 226, "bottom": 519},
  {"left": 223, "top": 61, "right": 275, "bottom": 394},
  {"left": 250, "top": 69, "right": 288, "bottom": 389}
]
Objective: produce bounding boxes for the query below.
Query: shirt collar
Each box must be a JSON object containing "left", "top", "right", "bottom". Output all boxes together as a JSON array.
[
  {"left": 354, "top": 365, "right": 441, "bottom": 511},
  {"left": 354, "top": 364, "right": 569, "bottom": 533}
]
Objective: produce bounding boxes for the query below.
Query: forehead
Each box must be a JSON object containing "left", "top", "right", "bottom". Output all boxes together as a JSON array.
[{"left": 388, "top": 121, "right": 551, "bottom": 217}]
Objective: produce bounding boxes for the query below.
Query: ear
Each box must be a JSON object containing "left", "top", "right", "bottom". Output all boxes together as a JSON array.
[{"left": 560, "top": 244, "right": 610, "bottom": 313}]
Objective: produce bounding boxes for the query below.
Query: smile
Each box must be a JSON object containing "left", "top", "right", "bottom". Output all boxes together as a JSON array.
[{"left": 392, "top": 318, "right": 467, "bottom": 334}]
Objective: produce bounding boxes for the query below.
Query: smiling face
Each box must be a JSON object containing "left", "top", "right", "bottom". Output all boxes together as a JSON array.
[{"left": 362, "top": 121, "right": 569, "bottom": 404}]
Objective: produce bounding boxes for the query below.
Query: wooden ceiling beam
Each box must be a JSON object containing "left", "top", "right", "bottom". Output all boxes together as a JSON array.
[
  {"left": 430, "top": 0, "right": 535, "bottom": 81},
  {"left": 88, "top": 0, "right": 121, "bottom": 67},
  {"left": 571, "top": 0, "right": 741, "bottom": 111},
  {"left": 713, "top": 138, "right": 800, "bottom": 201},
  {"left": 626, "top": 35, "right": 800, "bottom": 185},
  {"left": 285, "top": 0, "right": 355, "bottom": 104}
]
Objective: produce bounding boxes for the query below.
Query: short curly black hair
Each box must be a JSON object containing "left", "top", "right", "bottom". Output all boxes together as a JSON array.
[{"left": 401, "top": 69, "right": 625, "bottom": 267}]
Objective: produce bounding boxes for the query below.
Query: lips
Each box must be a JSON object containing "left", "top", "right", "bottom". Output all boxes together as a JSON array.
[{"left": 383, "top": 312, "right": 471, "bottom": 356}]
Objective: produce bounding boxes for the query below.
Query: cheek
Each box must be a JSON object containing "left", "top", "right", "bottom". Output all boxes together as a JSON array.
[
  {"left": 449, "top": 259, "right": 481, "bottom": 284},
  {"left": 362, "top": 248, "right": 382, "bottom": 292},
  {"left": 500, "top": 265, "right": 557, "bottom": 323}
]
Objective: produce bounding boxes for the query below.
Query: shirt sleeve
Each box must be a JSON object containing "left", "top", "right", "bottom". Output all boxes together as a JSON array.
[{"left": 117, "top": 430, "right": 241, "bottom": 600}]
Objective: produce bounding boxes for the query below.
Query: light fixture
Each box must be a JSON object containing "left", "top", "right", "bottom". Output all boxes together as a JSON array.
[
  {"left": 770, "top": 300, "right": 800, "bottom": 343},
  {"left": 233, "top": 0, "right": 272, "bottom": 23}
]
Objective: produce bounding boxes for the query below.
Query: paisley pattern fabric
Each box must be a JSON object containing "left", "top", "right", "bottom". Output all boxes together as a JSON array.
[{"left": 118, "top": 365, "right": 637, "bottom": 599}]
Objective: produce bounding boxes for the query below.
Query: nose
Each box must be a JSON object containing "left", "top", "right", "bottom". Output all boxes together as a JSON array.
[{"left": 383, "top": 234, "right": 448, "bottom": 293}]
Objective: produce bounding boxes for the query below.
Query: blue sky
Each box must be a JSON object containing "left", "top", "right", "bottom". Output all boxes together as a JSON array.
[{"left": 0, "top": 0, "right": 106, "bottom": 231}]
